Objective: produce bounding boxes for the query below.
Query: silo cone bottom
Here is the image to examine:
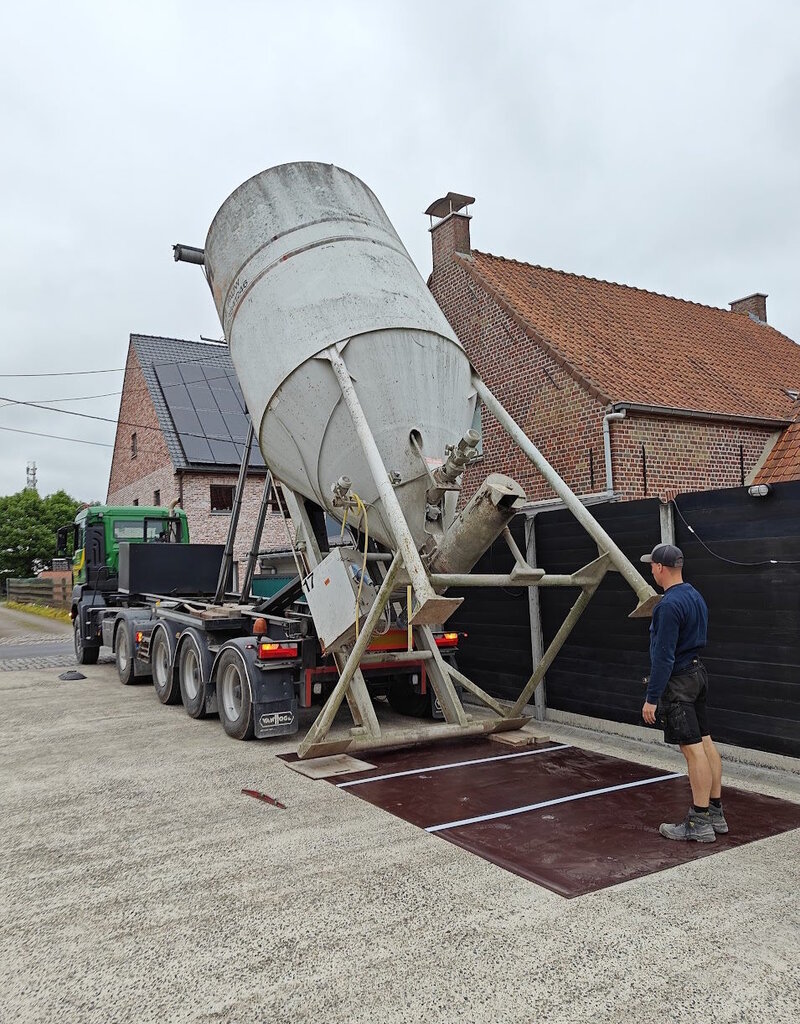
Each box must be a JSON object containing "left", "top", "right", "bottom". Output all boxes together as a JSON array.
[{"left": 410, "top": 595, "right": 463, "bottom": 626}]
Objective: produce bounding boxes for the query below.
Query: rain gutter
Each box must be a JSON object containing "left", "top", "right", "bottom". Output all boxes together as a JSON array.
[{"left": 609, "top": 402, "right": 790, "bottom": 429}]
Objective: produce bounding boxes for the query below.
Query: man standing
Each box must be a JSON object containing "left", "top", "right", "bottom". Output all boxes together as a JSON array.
[{"left": 640, "top": 543, "right": 727, "bottom": 842}]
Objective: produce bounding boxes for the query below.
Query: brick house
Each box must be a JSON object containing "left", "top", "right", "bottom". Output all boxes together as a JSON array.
[
  {"left": 426, "top": 194, "right": 800, "bottom": 504},
  {"left": 107, "top": 335, "right": 289, "bottom": 579}
]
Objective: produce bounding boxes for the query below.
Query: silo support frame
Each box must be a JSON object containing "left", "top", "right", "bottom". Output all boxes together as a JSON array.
[
  {"left": 326, "top": 347, "right": 463, "bottom": 627},
  {"left": 280, "top": 486, "right": 383, "bottom": 741},
  {"left": 471, "top": 375, "right": 659, "bottom": 619}
]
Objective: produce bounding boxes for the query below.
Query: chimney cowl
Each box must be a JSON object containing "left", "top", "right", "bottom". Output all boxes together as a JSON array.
[
  {"left": 729, "top": 293, "right": 768, "bottom": 323},
  {"left": 427, "top": 193, "right": 474, "bottom": 269}
]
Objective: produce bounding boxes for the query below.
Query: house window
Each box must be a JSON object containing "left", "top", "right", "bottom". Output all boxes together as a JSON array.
[
  {"left": 132, "top": 498, "right": 139, "bottom": 506},
  {"left": 131, "top": 432, "right": 138, "bottom": 458},
  {"left": 153, "top": 489, "right": 161, "bottom": 506},
  {"left": 210, "top": 484, "right": 235, "bottom": 513}
]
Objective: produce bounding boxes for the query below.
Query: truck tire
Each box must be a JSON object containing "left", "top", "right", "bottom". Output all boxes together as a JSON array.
[
  {"left": 151, "top": 626, "right": 180, "bottom": 705},
  {"left": 74, "top": 616, "right": 99, "bottom": 665},
  {"left": 178, "top": 635, "right": 208, "bottom": 719},
  {"left": 387, "top": 675, "right": 431, "bottom": 718},
  {"left": 216, "top": 649, "right": 255, "bottom": 740},
  {"left": 116, "top": 623, "right": 135, "bottom": 685}
]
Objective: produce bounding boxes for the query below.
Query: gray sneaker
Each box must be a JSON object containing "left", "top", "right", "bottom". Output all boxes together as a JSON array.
[
  {"left": 709, "top": 803, "right": 728, "bottom": 834},
  {"left": 659, "top": 807, "right": 716, "bottom": 843}
]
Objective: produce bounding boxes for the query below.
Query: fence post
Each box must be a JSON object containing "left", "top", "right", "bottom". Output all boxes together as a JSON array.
[
  {"left": 525, "top": 514, "right": 547, "bottom": 722},
  {"left": 659, "top": 500, "right": 675, "bottom": 546}
]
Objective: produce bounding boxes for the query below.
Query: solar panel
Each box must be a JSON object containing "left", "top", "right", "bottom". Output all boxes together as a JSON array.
[{"left": 154, "top": 361, "right": 265, "bottom": 469}]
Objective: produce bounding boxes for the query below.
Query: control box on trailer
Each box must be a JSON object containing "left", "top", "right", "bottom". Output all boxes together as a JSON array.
[{"left": 302, "top": 547, "right": 382, "bottom": 652}]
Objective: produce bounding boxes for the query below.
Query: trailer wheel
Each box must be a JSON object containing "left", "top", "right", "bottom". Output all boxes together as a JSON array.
[
  {"left": 116, "top": 624, "right": 135, "bottom": 685},
  {"left": 179, "top": 636, "right": 207, "bottom": 719},
  {"left": 387, "top": 675, "right": 431, "bottom": 718},
  {"left": 151, "top": 627, "right": 180, "bottom": 705},
  {"left": 73, "top": 616, "right": 99, "bottom": 666},
  {"left": 216, "top": 649, "right": 255, "bottom": 740}
]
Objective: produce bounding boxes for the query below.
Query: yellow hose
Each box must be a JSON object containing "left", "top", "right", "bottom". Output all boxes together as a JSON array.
[{"left": 350, "top": 492, "right": 369, "bottom": 640}]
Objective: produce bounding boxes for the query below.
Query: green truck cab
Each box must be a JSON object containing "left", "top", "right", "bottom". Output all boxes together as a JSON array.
[{"left": 57, "top": 504, "right": 190, "bottom": 587}]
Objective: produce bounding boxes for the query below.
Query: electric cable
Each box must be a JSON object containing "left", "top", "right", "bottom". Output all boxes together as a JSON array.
[
  {"left": 0, "top": 368, "right": 125, "bottom": 377},
  {"left": 0, "top": 426, "right": 114, "bottom": 448},
  {"left": 671, "top": 498, "right": 800, "bottom": 567},
  {"left": 0, "top": 395, "right": 253, "bottom": 452}
]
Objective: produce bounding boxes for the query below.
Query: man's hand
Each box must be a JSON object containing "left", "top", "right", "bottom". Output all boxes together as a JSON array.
[{"left": 642, "top": 701, "right": 658, "bottom": 725}]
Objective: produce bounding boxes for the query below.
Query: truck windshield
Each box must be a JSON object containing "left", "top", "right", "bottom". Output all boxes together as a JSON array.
[{"left": 113, "top": 520, "right": 169, "bottom": 542}]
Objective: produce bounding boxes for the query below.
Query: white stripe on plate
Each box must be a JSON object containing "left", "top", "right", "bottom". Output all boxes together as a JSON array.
[
  {"left": 336, "top": 743, "right": 572, "bottom": 789},
  {"left": 425, "top": 771, "right": 683, "bottom": 833}
]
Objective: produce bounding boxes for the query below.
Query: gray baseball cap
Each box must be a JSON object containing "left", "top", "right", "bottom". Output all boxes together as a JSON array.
[{"left": 640, "top": 543, "right": 684, "bottom": 567}]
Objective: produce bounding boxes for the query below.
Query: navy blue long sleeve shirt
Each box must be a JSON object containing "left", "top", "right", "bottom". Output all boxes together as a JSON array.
[{"left": 647, "top": 582, "right": 708, "bottom": 704}]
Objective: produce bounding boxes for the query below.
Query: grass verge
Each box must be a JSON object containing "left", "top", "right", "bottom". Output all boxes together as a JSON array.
[{"left": 2, "top": 601, "right": 72, "bottom": 625}]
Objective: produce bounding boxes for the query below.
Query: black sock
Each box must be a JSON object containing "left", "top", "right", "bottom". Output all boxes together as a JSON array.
[
  {"left": 693, "top": 804, "right": 709, "bottom": 814},
  {"left": 710, "top": 797, "right": 722, "bottom": 808}
]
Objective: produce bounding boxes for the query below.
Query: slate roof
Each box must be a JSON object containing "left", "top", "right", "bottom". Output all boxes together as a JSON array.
[
  {"left": 460, "top": 252, "right": 800, "bottom": 424},
  {"left": 130, "top": 334, "right": 260, "bottom": 472},
  {"left": 754, "top": 418, "right": 800, "bottom": 484}
]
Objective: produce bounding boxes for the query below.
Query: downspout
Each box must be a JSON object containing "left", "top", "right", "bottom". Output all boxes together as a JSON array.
[{"left": 602, "top": 409, "right": 626, "bottom": 493}]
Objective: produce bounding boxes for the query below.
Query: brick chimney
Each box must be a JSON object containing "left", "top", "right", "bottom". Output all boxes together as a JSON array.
[
  {"left": 729, "top": 292, "right": 768, "bottom": 323},
  {"left": 425, "top": 192, "right": 475, "bottom": 270}
]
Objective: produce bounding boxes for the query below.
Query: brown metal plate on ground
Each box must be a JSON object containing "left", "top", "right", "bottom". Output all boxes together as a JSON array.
[{"left": 282, "top": 741, "right": 800, "bottom": 898}]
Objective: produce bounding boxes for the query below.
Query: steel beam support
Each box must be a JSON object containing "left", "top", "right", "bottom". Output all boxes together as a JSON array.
[
  {"left": 297, "top": 553, "right": 403, "bottom": 759},
  {"left": 444, "top": 663, "right": 508, "bottom": 717},
  {"left": 472, "top": 375, "right": 659, "bottom": 618},
  {"left": 525, "top": 516, "right": 547, "bottom": 723},
  {"left": 282, "top": 486, "right": 380, "bottom": 739},
  {"left": 328, "top": 347, "right": 462, "bottom": 626},
  {"left": 239, "top": 470, "right": 276, "bottom": 604},
  {"left": 412, "top": 624, "right": 470, "bottom": 726},
  {"left": 659, "top": 500, "right": 676, "bottom": 546},
  {"left": 508, "top": 555, "right": 610, "bottom": 718},
  {"left": 214, "top": 421, "right": 254, "bottom": 604}
]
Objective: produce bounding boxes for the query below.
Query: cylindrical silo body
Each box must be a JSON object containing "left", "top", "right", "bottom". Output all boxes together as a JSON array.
[{"left": 203, "top": 162, "right": 477, "bottom": 550}]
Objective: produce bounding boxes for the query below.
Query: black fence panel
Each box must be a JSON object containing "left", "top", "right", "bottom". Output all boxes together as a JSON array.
[
  {"left": 671, "top": 482, "right": 800, "bottom": 757},
  {"left": 448, "top": 483, "right": 800, "bottom": 758},
  {"left": 535, "top": 499, "right": 661, "bottom": 725},
  {"left": 448, "top": 515, "right": 533, "bottom": 701}
]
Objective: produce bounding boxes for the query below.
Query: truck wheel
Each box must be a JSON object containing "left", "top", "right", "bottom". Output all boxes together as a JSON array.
[
  {"left": 179, "top": 636, "right": 207, "bottom": 719},
  {"left": 216, "top": 649, "right": 255, "bottom": 740},
  {"left": 151, "top": 627, "right": 180, "bottom": 705},
  {"left": 74, "top": 616, "right": 99, "bottom": 666},
  {"left": 116, "top": 624, "right": 135, "bottom": 685},
  {"left": 387, "top": 675, "right": 431, "bottom": 718}
]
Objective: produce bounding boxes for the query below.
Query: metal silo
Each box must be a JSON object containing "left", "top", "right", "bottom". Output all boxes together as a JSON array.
[{"left": 203, "top": 161, "right": 476, "bottom": 552}]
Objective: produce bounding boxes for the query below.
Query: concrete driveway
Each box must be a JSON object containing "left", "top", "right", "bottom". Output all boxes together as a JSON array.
[{"left": 1, "top": 656, "right": 798, "bottom": 1024}]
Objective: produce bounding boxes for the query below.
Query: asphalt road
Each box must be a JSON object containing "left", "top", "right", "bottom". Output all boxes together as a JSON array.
[
  {"left": 0, "top": 604, "right": 74, "bottom": 668},
  {"left": 1, "top": 654, "right": 799, "bottom": 1024}
]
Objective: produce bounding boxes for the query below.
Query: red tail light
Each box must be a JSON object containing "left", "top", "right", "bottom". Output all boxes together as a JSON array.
[
  {"left": 135, "top": 631, "right": 144, "bottom": 644},
  {"left": 434, "top": 631, "right": 462, "bottom": 649},
  {"left": 258, "top": 641, "right": 299, "bottom": 660}
]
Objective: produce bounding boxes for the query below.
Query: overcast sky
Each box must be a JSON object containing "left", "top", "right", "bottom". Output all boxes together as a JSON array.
[{"left": 2, "top": 1, "right": 798, "bottom": 502}]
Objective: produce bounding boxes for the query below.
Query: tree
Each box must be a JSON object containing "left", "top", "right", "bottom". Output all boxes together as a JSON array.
[{"left": 0, "top": 489, "right": 83, "bottom": 582}]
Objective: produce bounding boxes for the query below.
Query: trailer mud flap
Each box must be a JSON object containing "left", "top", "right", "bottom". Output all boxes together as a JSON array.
[
  {"left": 255, "top": 700, "right": 299, "bottom": 738},
  {"left": 248, "top": 665, "right": 298, "bottom": 738}
]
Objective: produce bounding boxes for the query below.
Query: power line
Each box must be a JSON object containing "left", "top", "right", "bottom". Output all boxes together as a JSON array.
[
  {"left": 0, "top": 390, "right": 122, "bottom": 408},
  {"left": 0, "top": 394, "right": 253, "bottom": 450},
  {"left": 0, "top": 426, "right": 114, "bottom": 448},
  {"left": 0, "top": 367, "right": 125, "bottom": 377}
]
